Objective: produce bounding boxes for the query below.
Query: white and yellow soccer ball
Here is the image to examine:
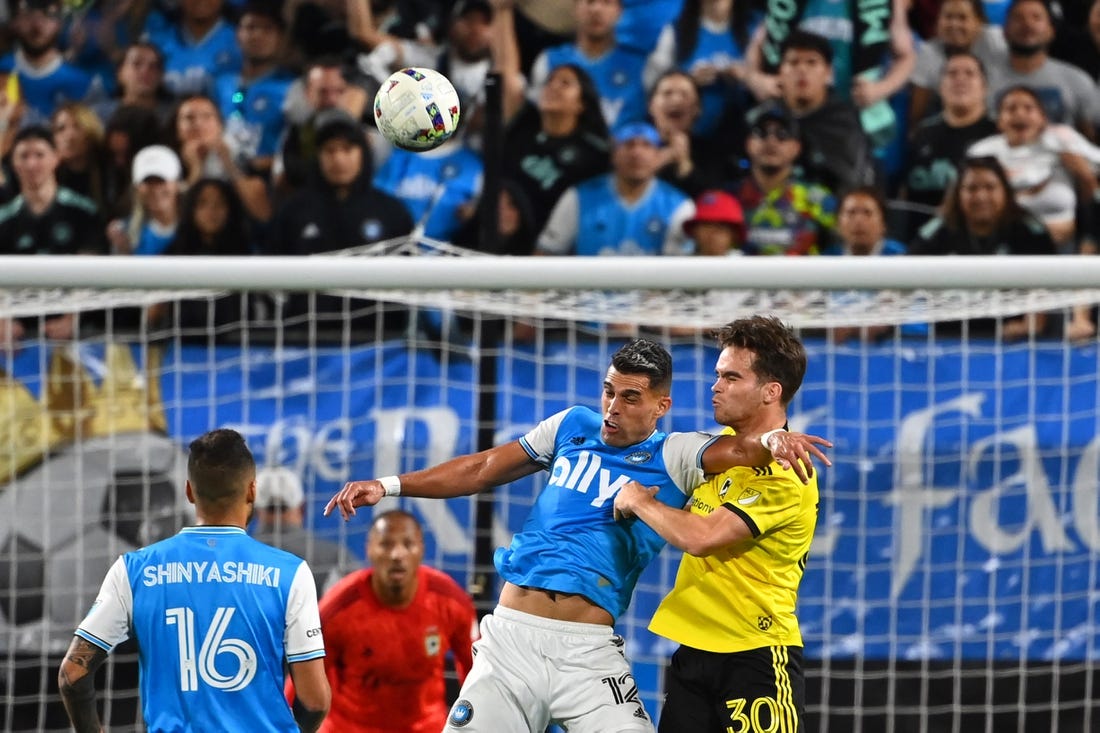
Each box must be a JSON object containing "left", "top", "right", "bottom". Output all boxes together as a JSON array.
[{"left": 373, "top": 67, "right": 462, "bottom": 151}]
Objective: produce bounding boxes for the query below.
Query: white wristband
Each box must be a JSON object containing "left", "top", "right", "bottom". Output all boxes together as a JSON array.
[
  {"left": 378, "top": 475, "right": 402, "bottom": 497},
  {"left": 760, "top": 428, "right": 784, "bottom": 451}
]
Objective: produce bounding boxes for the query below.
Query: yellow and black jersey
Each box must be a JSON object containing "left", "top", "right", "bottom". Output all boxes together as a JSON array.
[{"left": 649, "top": 427, "right": 819, "bottom": 654}]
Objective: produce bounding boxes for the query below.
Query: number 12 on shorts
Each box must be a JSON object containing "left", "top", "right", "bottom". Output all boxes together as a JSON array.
[{"left": 165, "top": 606, "right": 258, "bottom": 692}]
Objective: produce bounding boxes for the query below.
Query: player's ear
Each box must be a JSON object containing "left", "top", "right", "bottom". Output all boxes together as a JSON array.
[
  {"left": 655, "top": 394, "right": 671, "bottom": 417},
  {"left": 184, "top": 480, "right": 195, "bottom": 505},
  {"left": 245, "top": 478, "right": 257, "bottom": 505},
  {"left": 763, "top": 380, "right": 783, "bottom": 405}
]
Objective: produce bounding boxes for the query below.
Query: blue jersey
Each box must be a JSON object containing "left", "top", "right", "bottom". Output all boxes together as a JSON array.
[
  {"left": 575, "top": 175, "right": 691, "bottom": 256},
  {"left": 540, "top": 44, "right": 649, "bottom": 127},
  {"left": 76, "top": 526, "right": 324, "bottom": 733},
  {"left": 214, "top": 70, "right": 293, "bottom": 160},
  {"left": 682, "top": 25, "right": 746, "bottom": 136},
  {"left": 145, "top": 15, "right": 242, "bottom": 96},
  {"left": 508, "top": 407, "right": 715, "bottom": 619},
  {"left": 0, "top": 53, "right": 95, "bottom": 124},
  {"left": 132, "top": 220, "right": 177, "bottom": 256},
  {"left": 618, "top": 0, "right": 684, "bottom": 53},
  {"left": 372, "top": 145, "right": 483, "bottom": 241}
]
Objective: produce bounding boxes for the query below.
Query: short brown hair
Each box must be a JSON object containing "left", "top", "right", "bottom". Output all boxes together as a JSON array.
[{"left": 713, "top": 316, "right": 806, "bottom": 406}]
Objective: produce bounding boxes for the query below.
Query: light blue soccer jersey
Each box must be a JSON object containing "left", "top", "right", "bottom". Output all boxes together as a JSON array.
[
  {"left": 0, "top": 53, "right": 95, "bottom": 124},
  {"left": 575, "top": 175, "right": 692, "bottom": 256},
  {"left": 76, "top": 526, "right": 324, "bottom": 733},
  {"left": 507, "top": 407, "right": 717, "bottom": 620},
  {"left": 145, "top": 15, "right": 242, "bottom": 96},
  {"left": 683, "top": 25, "right": 747, "bottom": 136},
  {"left": 213, "top": 70, "right": 294, "bottom": 160},
  {"left": 372, "top": 145, "right": 484, "bottom": 241}
]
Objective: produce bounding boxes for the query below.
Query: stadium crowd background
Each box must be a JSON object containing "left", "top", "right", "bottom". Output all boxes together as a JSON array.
[{"left": 0, "top": 0, "right": 1096, "bottom": 342}]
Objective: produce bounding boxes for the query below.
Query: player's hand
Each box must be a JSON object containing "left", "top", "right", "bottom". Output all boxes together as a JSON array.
[
  {"left": 324, "top": 480, "right": 386, "bottom": 520},
  {"left": 613, "top": 480, "right": 658, "bottom": 521},
  {"left": 765, "top": 431, "right": 832, "bottom": 483}
]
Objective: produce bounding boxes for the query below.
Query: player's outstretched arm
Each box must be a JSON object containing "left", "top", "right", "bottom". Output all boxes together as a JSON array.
[
  {"left": 702, "top": 430, "right": 832, "bottom": 484},
  {"left": 57, "top": 636, "right": 108, "bottom": 733},
  {"left": 614, "top": 481, "right": 753, "bottom": 556},
  {"left": 325, "top": 441, "right": 542, "bottom": 520},
  {"left": 289, "top": 658, "right": 330, "bottom": 733}
]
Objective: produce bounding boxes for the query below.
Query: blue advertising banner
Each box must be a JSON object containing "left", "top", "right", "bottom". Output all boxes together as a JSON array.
[{"left": 6, "top": 338, "right": 1096, "bottom": 680}]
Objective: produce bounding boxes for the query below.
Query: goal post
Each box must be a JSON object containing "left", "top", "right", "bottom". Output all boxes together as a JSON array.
[{"left": 0, "top": 244, "right": 1098, "bottom": 731}]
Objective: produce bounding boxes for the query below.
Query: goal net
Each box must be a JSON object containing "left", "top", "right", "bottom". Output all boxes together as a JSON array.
[{"left": 1, "top": 240, "right": 1098, "bottom": 732}]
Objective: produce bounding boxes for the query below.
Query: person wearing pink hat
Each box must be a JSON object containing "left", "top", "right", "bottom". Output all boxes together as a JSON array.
[{"left": 683, "top": 189, "right": 746, "bottom": 255}]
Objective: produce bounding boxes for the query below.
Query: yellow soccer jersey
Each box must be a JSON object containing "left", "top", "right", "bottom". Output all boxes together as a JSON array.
[{"left": 649, "top": 428, "right": 819, "bottom": 653}]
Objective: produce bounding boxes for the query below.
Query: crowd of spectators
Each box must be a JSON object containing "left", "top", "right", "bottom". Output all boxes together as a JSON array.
[{"left": 0, "top": 0, "right": 1097, "bottom": 340}]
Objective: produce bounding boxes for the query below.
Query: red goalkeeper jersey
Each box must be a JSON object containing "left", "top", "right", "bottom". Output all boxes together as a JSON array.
[{"left": 288, "top": 565, "right": 478, "bottom": 733}]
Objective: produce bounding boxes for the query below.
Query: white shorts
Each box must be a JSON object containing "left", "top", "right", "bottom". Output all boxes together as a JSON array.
[{"left": 442, "top": 605, "right": 654, "bottom": 733}]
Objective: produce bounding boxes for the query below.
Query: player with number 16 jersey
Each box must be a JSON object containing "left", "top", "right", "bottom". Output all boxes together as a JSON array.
[
  {"left": 75, "top": 527, "right": 325, "bottom": 731},
  {"left": 61, "top": 430, "right": 328, "bottom": 733}
]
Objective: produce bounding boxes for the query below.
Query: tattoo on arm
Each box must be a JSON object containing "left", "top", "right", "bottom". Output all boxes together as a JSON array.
[{"left": 58, "top": 637, "right": 108, "bottom": 733}]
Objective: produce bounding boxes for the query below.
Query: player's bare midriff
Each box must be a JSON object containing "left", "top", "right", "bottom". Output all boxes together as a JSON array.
[{"left": 499, "top": 582, "right": 614, "bottom": 626}]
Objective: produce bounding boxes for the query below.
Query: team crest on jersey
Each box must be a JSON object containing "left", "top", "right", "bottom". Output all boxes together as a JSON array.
[
  {"left": 624, "top": 450, "right": 651, "bottom": 464},
  {"left": 718, "top": 478, "right": 733, "bottom": 498},
  {"left": 570, "top": 435, "right": 585, "bottom": 445},
  {"left": 758, "top": 615, "right": 773, "bottom": 631},
  {"left": 449, "top": 699, "right": 474, "bottom": 727},
  {"left": 737, "top": 489, "right": 761, "bottom": 506},
  {"left": 424, "top": 628, "right": 441, "bottom": 656}
]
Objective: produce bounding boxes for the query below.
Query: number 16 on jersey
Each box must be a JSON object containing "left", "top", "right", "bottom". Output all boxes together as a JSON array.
[{"left": 165, "top": 606, "right": 258, "bottom": 691}]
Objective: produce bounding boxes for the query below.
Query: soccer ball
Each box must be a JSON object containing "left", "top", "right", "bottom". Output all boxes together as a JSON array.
[{"left": 373, "top": 67, "right": 461, "bottom": 151}]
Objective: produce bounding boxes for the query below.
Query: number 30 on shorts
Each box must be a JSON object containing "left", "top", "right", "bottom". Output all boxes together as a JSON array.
[{"left": 724, "top": 696, "right": 785, "bottom": 733}]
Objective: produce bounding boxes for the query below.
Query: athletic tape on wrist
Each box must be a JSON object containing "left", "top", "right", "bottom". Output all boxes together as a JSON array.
[
  {"left": 378, "top": 475, "right": 402, "bottom": 497},
  {"left": 760, "top": 428, "right": 784, "bottom": 451}
]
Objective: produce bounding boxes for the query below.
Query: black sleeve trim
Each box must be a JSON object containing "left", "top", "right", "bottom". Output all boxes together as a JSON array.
[{"left": 723, "top": 503, "right": 761, "bottom": 538}]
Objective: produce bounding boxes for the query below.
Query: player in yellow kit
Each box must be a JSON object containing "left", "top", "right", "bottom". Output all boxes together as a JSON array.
[{"left": 615, "top": 315, "right": 817, "bottom": 732}]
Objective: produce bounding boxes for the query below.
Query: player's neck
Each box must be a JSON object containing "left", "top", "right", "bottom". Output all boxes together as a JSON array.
[
  {"left": 193, "top": 508, "right": 249, "bottom": 530},
  {"left": 730, "top": 410, "right": 787, "bottom": 437}
]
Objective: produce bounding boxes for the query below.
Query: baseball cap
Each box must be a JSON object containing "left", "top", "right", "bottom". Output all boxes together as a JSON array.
[
  {"left": 746, "top": 103, "right": 799, "bottom": 138},
  {"left": 254, "top": 466, "right": 305, "bottom": 510},
  {"left": 613, "top": 121, "right": 662, "bottom": 147},
  {"left": 314, "top": 108, "right": 364, "bottom": 147},
  {"left": 131, "top": 145, "right": 181, "bottom": 184},
  {"left": 683, "top": 190, "right": 746, "bottom": 240},
  {"left": 452, "top": 0, "right": 493, "bottom": 20}
]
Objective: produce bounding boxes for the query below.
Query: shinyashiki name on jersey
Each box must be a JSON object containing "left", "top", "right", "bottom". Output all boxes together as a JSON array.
[{"left": 142, "top": 561, "right": 281, "bottom": 587}]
